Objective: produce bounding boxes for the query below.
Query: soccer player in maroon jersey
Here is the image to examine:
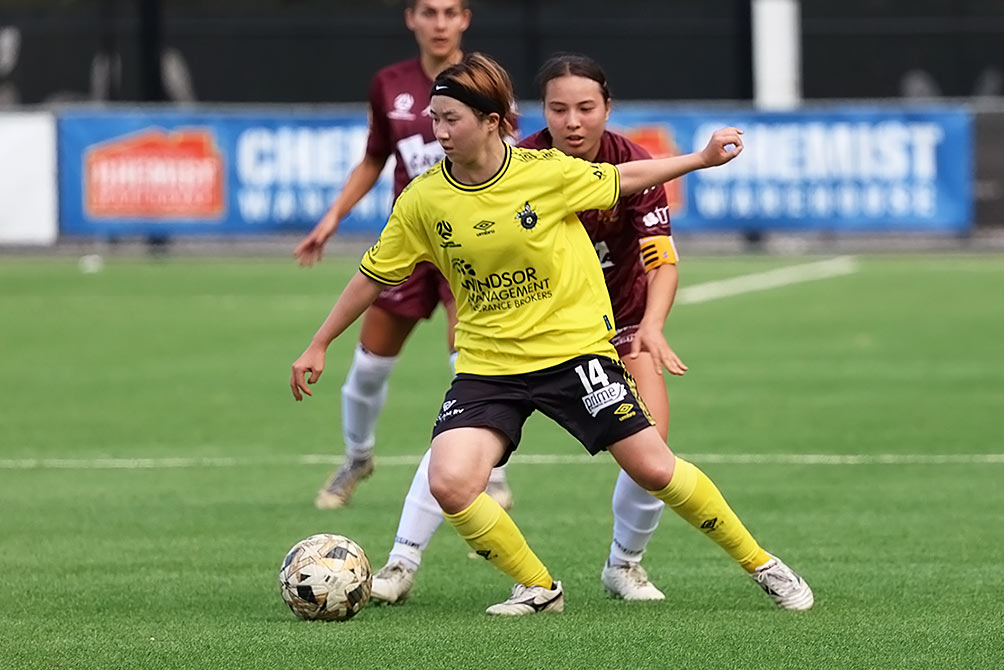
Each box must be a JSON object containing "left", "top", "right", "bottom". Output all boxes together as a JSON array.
[
  {"left": 518, "top": 53, "right": 682, "bottom": 600},
  {"left": 293, "top": 0, "right": 514, "bottom": 511}
]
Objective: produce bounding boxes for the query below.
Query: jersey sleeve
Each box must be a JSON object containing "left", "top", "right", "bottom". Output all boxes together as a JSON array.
[
  {"left": 625, "top": 184, "right": 672, "bottom": 238},
  {"left": 359, "top": 191, "right": 431, "bottom": 285},
  {"left": 560, "top": 154, "right": 620, "bottom": 213},
  {"left": 364, "top": 75, "right": 392, "bottom": 161}
]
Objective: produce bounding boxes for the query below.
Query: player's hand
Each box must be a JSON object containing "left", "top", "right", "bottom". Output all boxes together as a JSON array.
[
  {"left": 294, "top": 213, "right": 339, "bottom": 267},
  {"left": 290, "top": 344, "right": 327, "bottom": 400},
  {"left": 629, "top": 323, "right": 688, "bottom": 376},
  {"left": 700, "top": 127, "right": 744, "bottom": 168}
]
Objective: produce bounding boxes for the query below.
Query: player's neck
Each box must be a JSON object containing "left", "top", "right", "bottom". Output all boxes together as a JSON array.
[
  {"left": 420, "top": 49, "right": 463, "bottom": 81},
  {"left": 449, "top": 138, "right": 506, "bottom": 185}
]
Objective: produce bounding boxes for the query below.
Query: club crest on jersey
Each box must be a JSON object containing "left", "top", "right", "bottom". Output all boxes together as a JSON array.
[
  {"left": 515, "top": 202, "right": 538, "bottom": 230},
  {"left": 435, "top": 220, "right": 461, "bottom": 248},
  {"left": 388, "top": 93, "right": 416, "bottom": 120}
]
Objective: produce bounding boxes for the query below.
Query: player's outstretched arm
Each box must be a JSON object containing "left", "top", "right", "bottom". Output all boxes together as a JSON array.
[
  {"left": 617, "top": 127, "right": 743, "bottom": 197},
  {"left": 290, "top": 272, "right": 386, "bottom": 400},
  {"left": 294, "top": 154, "right": 386, "bottom": 267}
]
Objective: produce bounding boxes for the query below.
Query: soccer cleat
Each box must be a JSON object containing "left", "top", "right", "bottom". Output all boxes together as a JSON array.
[
  {"left": 485, "top": 478, "right": 514, "bottom": 511},
  {"left": 314, "top": 456, "right": 375, "bottom": 509},
  {"left": 601, "top": 561, "right": 666, "bottom": 601},
  {"left": 750, "top": 554, "right": 814, "bottom": 610},
  {"left": 370, "top": 560, "right": 416, "bottom": 605},
  {"left": 485, "top": 580, "right": 564, "bottom": 616}
]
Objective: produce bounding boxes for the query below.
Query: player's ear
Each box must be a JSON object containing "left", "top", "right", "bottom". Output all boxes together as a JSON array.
[{"left": 459, "top": 8, "right": 472, "bottom": 31}]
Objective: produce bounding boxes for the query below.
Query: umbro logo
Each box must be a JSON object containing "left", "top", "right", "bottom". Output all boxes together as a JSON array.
[
  {"left": 614, "top": 403, "right": 637, "bottom": 422},
  {"left": 474, "top": 220, "right": 496, "bottom": 237},
  {"left": 701, "top": 517, "right": 719, "bottom": 531},
  {"left": 475, "top": 549, "right": 494, "bottom": 560}
]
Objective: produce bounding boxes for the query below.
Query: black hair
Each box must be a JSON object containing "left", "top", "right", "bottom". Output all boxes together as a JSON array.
[
  {"left": 534, "top": 53, "right": 611, "bottom": 103},
  {"left": 406, "top": 0, "right": 470, "bottom": 10}
]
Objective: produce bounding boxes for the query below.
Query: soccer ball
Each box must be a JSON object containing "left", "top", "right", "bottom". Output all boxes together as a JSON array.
[{"left": 279, "top": 534, "right": 372, "bottom": 621}]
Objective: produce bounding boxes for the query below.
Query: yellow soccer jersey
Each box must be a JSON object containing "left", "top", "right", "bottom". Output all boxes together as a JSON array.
[{"left": 360, "top": 143, "right": 621, "bottom": 375}]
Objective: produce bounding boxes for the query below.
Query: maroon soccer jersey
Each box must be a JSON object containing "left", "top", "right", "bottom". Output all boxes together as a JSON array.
[
  {"left": 364, "top": 58, "right": 453, "bottom": 318},
  {"left": 365, "top": 58, "right": 444, "bottom": 199},
  {"left": 518, "top": 129, "right": 673, "bottom": 327}
]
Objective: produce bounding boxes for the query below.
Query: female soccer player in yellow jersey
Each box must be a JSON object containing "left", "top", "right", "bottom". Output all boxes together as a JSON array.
[
  {"left": 365, "top": 53, "right": 690, "bottom": 606},
  {"left": 290, "top": 53, "right": 814, "bottom": 615},
  {"left": 293, "top": 0, "right": 514, "bottom": 512}
]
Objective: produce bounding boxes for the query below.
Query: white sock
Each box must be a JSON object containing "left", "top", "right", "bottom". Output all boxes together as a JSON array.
[
  {"left": 340, "top": 345, "right": 397, "bottom": 461},
  {"left": 448, "top": 350, "right": 459, "bottom": 375},
  {"left": 609, "top": 468, "right": 665, "bottom": 566},
  {"left": 388, "top": 449, "right": 444, "bottom": 568}
]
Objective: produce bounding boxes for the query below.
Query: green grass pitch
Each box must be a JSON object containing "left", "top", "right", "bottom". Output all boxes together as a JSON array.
[{"left": 1, "top": 253, "right": 1002, "bottom": 669}]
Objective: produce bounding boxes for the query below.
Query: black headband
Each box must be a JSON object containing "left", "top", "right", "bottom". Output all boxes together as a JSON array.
[{"left": 430, "top": 77, "right": 506, "bottom": 117}]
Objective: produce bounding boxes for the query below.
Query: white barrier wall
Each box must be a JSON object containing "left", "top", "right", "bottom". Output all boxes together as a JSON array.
[{"left": 0, "top": 112, "right": 57, "bottom": 245}]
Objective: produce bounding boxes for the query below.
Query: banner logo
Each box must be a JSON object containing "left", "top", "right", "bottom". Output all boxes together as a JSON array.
[{"left": 84, "top": 127, "right": 224, "bottom": 219}]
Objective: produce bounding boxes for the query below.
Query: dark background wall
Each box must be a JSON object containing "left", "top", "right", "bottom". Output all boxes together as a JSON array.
[{"left": 1, "top": 0, "right": 1002, "bottom": 104}]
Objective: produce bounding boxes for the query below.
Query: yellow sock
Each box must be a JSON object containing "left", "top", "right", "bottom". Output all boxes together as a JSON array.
[
  {"left": 649, "top": 458, "right": 771, "bottom": 573},
  {"left": 443, "top": 492, "right": 553, "bottom": 588}
]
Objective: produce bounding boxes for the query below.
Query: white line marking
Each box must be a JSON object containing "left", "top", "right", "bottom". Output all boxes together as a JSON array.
[
  {"left": 2, "top": 453, "right": 1001, "bottom": 470},
  {"left": 677, "top": 256, "right": 859, "bottom": 305},
  {"left": 0, "top": 256, "right": 896, "bottom": 475}
]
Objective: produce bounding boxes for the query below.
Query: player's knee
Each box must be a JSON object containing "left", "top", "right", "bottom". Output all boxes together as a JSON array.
[
  {"left": 428, "top": 467, "right": 480, "bottom": 514},
  {"left": 633, "top": 461, "right": 674, "bottom": 491}
]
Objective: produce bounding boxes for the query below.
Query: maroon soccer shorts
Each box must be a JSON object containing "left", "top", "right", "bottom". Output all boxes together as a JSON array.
[{"left": 372, "top": 262, "right": 455, "bottom": 320}]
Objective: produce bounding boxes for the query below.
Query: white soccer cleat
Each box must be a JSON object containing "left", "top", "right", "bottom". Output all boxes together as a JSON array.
[
  {"left": 314, "top": 456, "right": 375, "bottom": 509},
  {"left": 601, "top": 562, "right": 666, "bottom": 601},
  {"left": 370, "top": 560, "right": 416, "bottom": 605},
  {"left": 485, "top": 478, "right": 514, "bottom": 511},
  {"left": 485, "top": 580, "right": 564, "bottom": 616},
  {"left": 751, "top": 554, "right": 814, "bottom": 610}
]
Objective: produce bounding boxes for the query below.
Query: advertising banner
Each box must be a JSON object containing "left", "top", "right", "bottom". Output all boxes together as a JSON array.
[
  {"left": 523, "top": 106, "right": 973, "bottom": 232},
  {"left": 59, "top": 110, "right": 393, "bottom": 236},
  {"left": 0, "top": 112, "right": 57, "bottom": 245},
  {"left": 58, "top": 106, "right": 972, "bottom": 236}
]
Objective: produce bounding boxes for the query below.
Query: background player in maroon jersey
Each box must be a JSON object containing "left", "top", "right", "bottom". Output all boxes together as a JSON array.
[
  {"left": 520, "top": 53, "right": 684, "bottom": 600},
  {"left": 293, "top": 0, "right": 514, "bottom": 511},
  {"left": 365, "top": 55, "right": 714, "bottom": 604}
]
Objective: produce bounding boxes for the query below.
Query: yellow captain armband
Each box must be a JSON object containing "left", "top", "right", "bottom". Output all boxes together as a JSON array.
[{"left": 638, "top": 235, "right": 679, "bottom": 271}]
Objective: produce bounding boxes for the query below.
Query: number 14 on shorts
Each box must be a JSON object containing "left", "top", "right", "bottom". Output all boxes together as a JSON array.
[
  {"left": 574, "top": 358, "right": 611, "bottom": 392},
  {"left": 575, "top": 358, "right": 627, "bottom": 417}
]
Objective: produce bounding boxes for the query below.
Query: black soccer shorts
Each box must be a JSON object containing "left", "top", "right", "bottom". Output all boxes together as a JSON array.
[{"left": 430, "top": 354, "right": 655, "bottom": 464}]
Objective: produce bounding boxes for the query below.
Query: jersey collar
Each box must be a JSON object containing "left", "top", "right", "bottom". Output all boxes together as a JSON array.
[{"left": 442, "top": 143, "right": 512, "bottom": 192}]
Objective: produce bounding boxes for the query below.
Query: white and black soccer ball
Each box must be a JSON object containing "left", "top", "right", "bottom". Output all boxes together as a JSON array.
[{"left": 279, "top": 534, "right": 372, "bottom": 621}]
